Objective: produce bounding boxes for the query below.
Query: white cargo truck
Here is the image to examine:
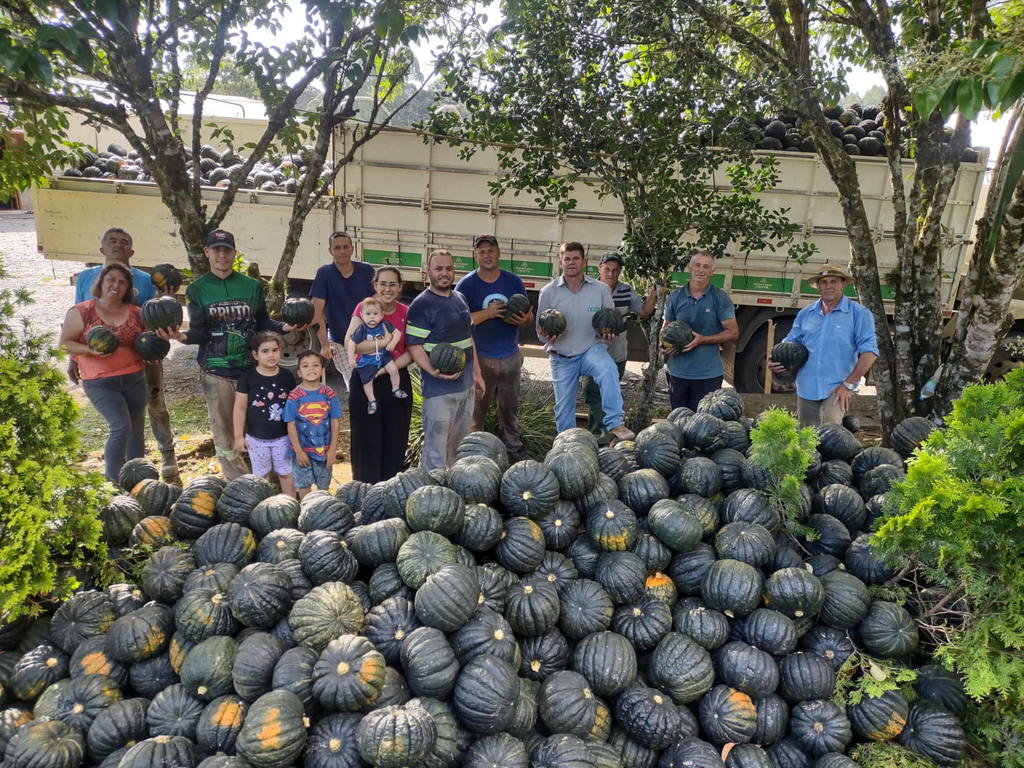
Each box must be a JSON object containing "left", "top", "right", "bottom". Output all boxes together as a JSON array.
[{"left": 33, "top": 124, "right": 990, "bottom": 391}]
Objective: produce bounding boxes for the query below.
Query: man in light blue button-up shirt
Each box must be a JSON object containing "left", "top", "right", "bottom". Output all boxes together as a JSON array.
[{"left": 770, "top": 263, "right": 879, "bottom": 428}]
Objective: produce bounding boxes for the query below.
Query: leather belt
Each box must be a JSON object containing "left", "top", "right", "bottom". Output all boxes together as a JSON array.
[{"left": 549, "top": 351, "right": 576, "bottom": 359}]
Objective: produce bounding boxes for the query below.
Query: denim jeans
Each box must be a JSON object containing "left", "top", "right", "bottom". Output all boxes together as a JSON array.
[
  {"left": 582, "top": 358, "right": 627, "bottom": 443},
  {"left": 420, "top": 388, "right": 474, "bottom": 472},
  {"left": 83, "top": 370, "right": 148, "bottom": 484},
  {"left": 473, "top": 350, "right": 524, "bottom": 454},
  {"left": 549, "top": 345, "right": 624, "bottom": 434}
]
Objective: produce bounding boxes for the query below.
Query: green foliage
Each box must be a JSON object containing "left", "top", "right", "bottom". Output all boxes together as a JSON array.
[
  {"left": 832, "top": 650, "right": 918, "bottom": 708},
  {"left": 0, "top": 261, "right": 110, "bottom": 621},
  {"left": 405, "top": 367, "right": 557, "bottom": 467},
  {"left": 0, "top": 104, "right": 85, "bottom": 203},
  {"left": 878, "top": 369, "right": 1024, "bottom": 767},
  {"left": 849, "top": 741, "right": 942, "bottom": 768},
  {"left": 749, "top": 407, "right": 818, "bottom": 529}
]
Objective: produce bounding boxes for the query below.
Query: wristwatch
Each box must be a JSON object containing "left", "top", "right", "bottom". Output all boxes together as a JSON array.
[{"left": 843, "top": 382, "right": 857, "bottom": 392}]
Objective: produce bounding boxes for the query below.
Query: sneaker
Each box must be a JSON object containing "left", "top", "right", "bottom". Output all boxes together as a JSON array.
[
  {"left": 393, "top": 389, "right": 409, "bottom": 399},
  {"left": 609, "top": 425, "right": 635, "bottom": 443},
  {"left": 367, "top": 401, "right": 378, "bottom": 415}
]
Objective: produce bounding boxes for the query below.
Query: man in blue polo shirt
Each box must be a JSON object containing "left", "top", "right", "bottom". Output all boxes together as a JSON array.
[
  {"left": 310, "top": 231, "right": 375, "bottom": 393},
  {"left": 455, "top": 234, "right": 533, "bottom": 462},
  {"left": 769, "top": 263, "right": 879, "bottom": 427},
  {"left": 407, "top": 249, "right": 486, "bottom": 471},
  {"left": 663, "top": 250, "right": 739, "bottom": 411}
]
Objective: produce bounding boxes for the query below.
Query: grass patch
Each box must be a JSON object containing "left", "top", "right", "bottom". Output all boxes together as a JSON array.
[{"left": 76, "top": 392, "right": 211, "bottom": 455}]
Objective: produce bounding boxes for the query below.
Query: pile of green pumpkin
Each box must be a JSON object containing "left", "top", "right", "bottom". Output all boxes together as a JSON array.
[
  {"left": 60, "top": 143, "right": 332, "bottom": 194},
  {"left": 0, "top": 391, "right": 967, "bottom": 768}
]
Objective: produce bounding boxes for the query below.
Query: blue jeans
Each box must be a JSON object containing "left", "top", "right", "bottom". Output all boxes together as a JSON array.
[
  {"left": 83, "top": 370, "right": 148, "bottom": 483},
  {"left": 549, "top": 345, "right": 625, "bottom": 433}
]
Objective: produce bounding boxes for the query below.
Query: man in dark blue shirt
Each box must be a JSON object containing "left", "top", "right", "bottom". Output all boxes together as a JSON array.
[
  {"left": 407, "top": 250, "right": 486, "bottom": 471},
  {"left": 455, "top": 235, "right": 533, "bottom": 462},
  {"left": 310, "top": 231, "right": 375, "bottom": 393}
]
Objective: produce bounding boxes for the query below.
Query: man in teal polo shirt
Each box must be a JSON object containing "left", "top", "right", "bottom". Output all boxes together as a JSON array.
[{"left": 663, "top": 250, "right": 739, "bottom": 411}]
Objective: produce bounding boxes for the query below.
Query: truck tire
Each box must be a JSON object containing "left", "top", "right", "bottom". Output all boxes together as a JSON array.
[
  {"left": 734, "top": 318, "right": 796, "bottom": 394},
  {"left": 984, "top": 332, "right": 1024, "bottom": 382}
]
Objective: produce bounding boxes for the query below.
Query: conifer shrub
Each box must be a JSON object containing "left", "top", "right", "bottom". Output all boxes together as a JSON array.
[
  {"left": 877, "top": 369, "right": 1024, "bottom": 768},
  {"left": 0, "top": 263, "right": 110, "bottom": 623}
]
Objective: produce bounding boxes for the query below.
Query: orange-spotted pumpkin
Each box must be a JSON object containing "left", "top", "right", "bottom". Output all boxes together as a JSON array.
[
  {"left": 355, "top": 701, "right": 437, "bottom": 768},
  {"left": 169, "top": 475, "right": 226, "bottom": 538},
  {"left": 236, "top": 689, "right": 308, "bottom": 768},
  {"left": 196, "top": 694, "right": 249, "bottom": 757},
  {"left": 310, "top": 635, "right": 386, "bottom": 712}
]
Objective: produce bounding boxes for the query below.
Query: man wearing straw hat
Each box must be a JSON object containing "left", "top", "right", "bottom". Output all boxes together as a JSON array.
[{"left": 769, "top": 263, "right": 879, "bottom": 428}]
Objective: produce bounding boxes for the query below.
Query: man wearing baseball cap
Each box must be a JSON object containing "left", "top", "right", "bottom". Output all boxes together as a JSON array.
[
  {"left": 581, "top": 252, "right": 657, "bottom": 444},
  {"left": 769, "top": 263, "right": 879, "bottom": 427},
  {"left": 160, "top": 229, "right": 308, "bottom": 479},
  {"left": 455, "top": 234, "right": 533, "bottom": 462}
]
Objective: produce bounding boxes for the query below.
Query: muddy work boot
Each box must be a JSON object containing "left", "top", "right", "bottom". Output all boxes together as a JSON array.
[{"left": 608, "top": 425, "right": 635, "bottom": 444}]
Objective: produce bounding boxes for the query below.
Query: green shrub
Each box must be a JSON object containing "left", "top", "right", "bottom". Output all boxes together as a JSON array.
[
  {"left": 0, "top": 262, "right": 110, "bottom": 622},
  {"left": 749, "top": 406, "right": 818, "bottom": 530},
  {"left": 877, "top": 368, "right": 1024, "bottom": 768}
]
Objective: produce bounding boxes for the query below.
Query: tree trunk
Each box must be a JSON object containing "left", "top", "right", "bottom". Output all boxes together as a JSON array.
[
  {"left": 933, "top": 172, "right": 1024, "bottom": 413},
  {"left": 628, "top": 287, "right": 667, "bottom": 433},
  {"left": 933, "top": 115, "right": 1024, "bottom": 416}
]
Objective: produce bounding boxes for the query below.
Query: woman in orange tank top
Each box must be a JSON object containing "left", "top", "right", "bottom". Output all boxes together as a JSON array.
[{"left": 60, "top": 262, "right": 148, "bottom": 484}]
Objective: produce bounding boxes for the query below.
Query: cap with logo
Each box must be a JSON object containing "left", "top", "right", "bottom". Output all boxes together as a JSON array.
[
  {"left": 473, "top": 234, "right": 499, "bottom": 249},
  {"left": 206, "top": 229, "right": 236, "bottom": 249},
  {"left": 599, "top": 252, "right": 624, "bottom": 266}
]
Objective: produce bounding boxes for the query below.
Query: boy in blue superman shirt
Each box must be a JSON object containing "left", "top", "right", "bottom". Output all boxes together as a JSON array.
[{"left": 285, "top": 351, "right": 341, "bottom": 497}]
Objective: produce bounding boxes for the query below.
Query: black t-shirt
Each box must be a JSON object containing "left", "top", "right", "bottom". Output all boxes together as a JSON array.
[{"left": 236, "top": 367, "right": 296, "bottom": 440}]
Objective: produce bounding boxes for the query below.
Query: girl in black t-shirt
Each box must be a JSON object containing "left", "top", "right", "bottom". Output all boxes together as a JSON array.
[{"left": 233, "top": 332, "right": 297, "bottom": 496}]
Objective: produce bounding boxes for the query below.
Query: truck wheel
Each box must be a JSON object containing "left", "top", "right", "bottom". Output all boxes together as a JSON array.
[
  {"left": 984, "top": 332, "right": 1024, "bottom": 382},
  {"left": 734, "top": 319, "right": 796, "bottom": 394}
]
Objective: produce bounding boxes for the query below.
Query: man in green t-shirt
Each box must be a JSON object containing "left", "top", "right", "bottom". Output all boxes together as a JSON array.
[{"left": 161, "top": 230, "right": 307, "bottom": 479}]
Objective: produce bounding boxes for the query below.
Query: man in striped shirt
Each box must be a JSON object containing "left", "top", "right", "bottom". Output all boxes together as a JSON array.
[
  {"left": 406, "top": 250, "right": 486, "bottom": 471},
  {"left": 582, "top": 252, "right": 657, "bottom": 444}
]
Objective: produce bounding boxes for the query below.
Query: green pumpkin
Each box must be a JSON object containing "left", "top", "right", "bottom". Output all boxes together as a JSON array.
[
  {"left": 571, "top": 631, "right": 636, "bottom": 698},
  {"left": 131, "top": 479, "right": 182, "bottom": 518},
  {"left": 150, "top": 263, "right": 183, "bottom": 292},
  {"left": 592, "top": 307, "right": 626, "bottom": 335},
  {"left": 86, "top": 325, "right": 119, "bottom": 354},
  {"left": 660, "top": 320, "right": 694, "bottom": 352},
  {"left": 169, "top": 475, "right": 226, "bottom": 538},
  {"left": 355, "top": 701, "right": 437, "bottom": 768},
  {"left": 289, "top": 582, "right": 367, "bottom": 651},
  {"left": 226, "top": 562, "right": 292, "bottom": 629},
  {"left": 312, "top": 634, "right": 386, "bottom": 712},
  {"left": 118, "top": 458, "right": 159, "bottom": 493},
  {"left": 236, "top": 689, "right": 308, "bottom": 768},
  {"left": 216, "top": 475, "right": 276, "bottom": 525},
  {"left": 770, "top": 341, "right": 809, "bottom": 371},
  {"left": 405, "top": 485, "right": 466, "bottom": 535},
  {"left": 502, "top": 293, "right": 531, "bottom": 322},
  {"left": 6, "top": 719, "right": 85, "bottom": 768},
  {"left": 134, "top": 331, "right": 169, "bottom": 364},
  {"left": 141, "top": 545, "right": 195, "bottom": 603},
  {"left": 180, "top": 636, "right": 239, "bottom": 701},
  {"left": 446, "top": 456, "right": 502, "bottom": 506},
  {"left": 537, "top": 309, "right": 567, "bottom": 337},
  {"left": 281, "top": 297, "right": 315, "bottom": 326},
  {"left": 452, "top": 654, "right": 519, "bottom": 735},
  {"left": 140, "top": 296, "right": 183, "bottom": 332},
  {"left": 429, "top": 343, "right": 466, "bottom": 375}
]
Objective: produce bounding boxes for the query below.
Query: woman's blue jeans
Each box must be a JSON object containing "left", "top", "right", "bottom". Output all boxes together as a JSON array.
[{"left": 83, "top": 370, "right": 148, "bottom": 483}]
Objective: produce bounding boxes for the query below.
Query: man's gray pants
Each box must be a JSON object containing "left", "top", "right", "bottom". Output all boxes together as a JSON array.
[{"left": 421, "top": 388, "right": 474, "bottom": 472}]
